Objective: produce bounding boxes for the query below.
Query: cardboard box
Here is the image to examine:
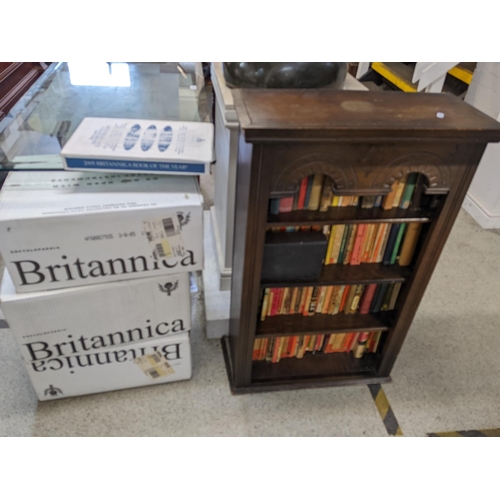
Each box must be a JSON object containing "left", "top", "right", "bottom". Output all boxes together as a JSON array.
[
  {"left": 19, "top": 332, "right": 192, "bottom": 401},
  {"left": 60, "top": 117, "right": 214, "bottom": 175},
  {"left": 0, "top": 171, "right": 203, "bottom": 292},
  {"left": 0, "top": 269, "right": 191, "bottom": 365}
]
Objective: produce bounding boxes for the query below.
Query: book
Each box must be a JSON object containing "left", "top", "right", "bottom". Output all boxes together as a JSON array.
[
  {"left": 297, "top": 177, "right": 309, "bottom": 210},
  {"left": 410, "top": 174, "right": 426, "bottom": 210},
  {"left": 298, "top": 287, "right": 309, "bottom": 314},
  {"left": 370, "top": 223, "right": 388, "bottom": 263},
  {"left": 337, "top": 224, "right": 352, "bottom": 264},
  {"left": 371, "top": 283, "right": 388, "bottom": 313},
  {"left": 374, "top": 195, "right": 383, "bottom": 207},
  {"left": 341, "top": 196, "right": 351, "bottom": 207},
  {"left": 304, "top": 175, "right": 314, "bottom": 208},
  {"left": 390, "top": 223, "right": 407, "bottom": 265},
  {"left": 392, "top": 179, "right": 406, "bottom": 207},
  {"left": 350, "top": 224, "right": 367, "bottom": 265},
  {"left": 361, "top": 196, "right": 375, "bottom": 209},
  {"left": 371, "top": 332, "right": 382, "bottom": 353},
  {"left": 260, "top": 288, "right": 270, "bottom": 321},
  {"left": 382, "top": 180, "right": 398, "bottom": 210},
  {"left": 308, "top": 287, "right": 320, "bottom": 315},
  {"left": 319, "top": 177, "right": 333, "bottom": 212},
  {"left": 388, "top": 282, "right": 402, "bottom": 310},
  {"left": 346, "top": 284, "right": 365, "bottom": 314},
  {"left": 361, "top": 224, "right": 377, "bottom": 263},
  {"left": 329, "top": 285, "right": 344, "bottom": 314},
  {"left": 400, "top": 173, "right": 419, "bottom": 209},
  {"left": 280, "top": 288, "right": 291, "bottom": 314},
  {"left": 302, "top": 287, "right": 314, "bottom": 316},
  {"left": 316, "top": 286, "right": 327, "bottom": 313},
  {"left": 269, "top": 198, "right": 280, "bottom": 215},
  {"left": 359, "top": 283, "right": 377, "bottom": 314},
  {"left": 351, "top": 196, "right": 360, "bottom": 207},
  {"left": 382, "top": 224, "right": 400, "bottom": 265},
  {"left": 398, "top": 222, "right": 422, "bottom": 266},
  {"left": 325, "top": 225, "right": 338, "bottom": 265},
  {"left": 331, "top": 195, "right": 340, "bottom": 207},
  {"left": 308, "top": 174, "right": 324, "bottom": 211},
  {"left": 330, "top": 224, "right": 346, "bottom": 264},
  {"left": 279, "top": 197, "right": 294, "bottom": 213},
  {"left": 343, "top": 285, "right": 358, "bottom": 315},
  {"left": 353, "top": 332, "right": 370, "bottom": 358},
  {"left": 343, "top": 224, "right": 358, "bottom": 264},
  {"left": 339, "top": 285, "right": 351, "bottom": 312},
  {"left": 380, "top": 283, "right": 395, "bottom": 311},
  {"left": 322, "top": 286, "right": 335, "bottom": 314},
  {"left": 375, "top": 224, "right": 391, "bottom": 263}
]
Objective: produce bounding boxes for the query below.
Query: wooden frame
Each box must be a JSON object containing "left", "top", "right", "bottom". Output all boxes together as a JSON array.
[{"left": 224, "top": 89, "right": 500, "bottom": 394}]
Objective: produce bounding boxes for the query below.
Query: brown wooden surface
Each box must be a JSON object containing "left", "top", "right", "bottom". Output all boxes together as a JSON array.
[
  {"left": 234, "top": 89, "right": 500, "bottom": 142},
  {"left": 226, "top": 90, "right": 500, "bottom": 394},
  {"left": 267, "top": 206, "right": 433, "bottom": 226},
  {"left": 257, "top": 312, "right": 393, "bottom": 337},
  {"left": 261, "top": 263, "right": 412, "bottom": 288}
]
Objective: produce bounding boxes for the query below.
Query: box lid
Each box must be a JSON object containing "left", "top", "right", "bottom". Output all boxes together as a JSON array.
[{"left": 0, "top": 171, "right": 203, "bottom": 221}]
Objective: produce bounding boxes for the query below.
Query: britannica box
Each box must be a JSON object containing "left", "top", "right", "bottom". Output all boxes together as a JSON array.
[
  {"left": 20, "top": 332, "right": 192, "bottom": 401},
  {"left": 0, "top": 171, "right": 203, "bottom": 292},
  {"left": 60, "top": 117, "right": 214, "bottom": 175},
  {"left": 0, "top": 269, "right": 191, "bottom": 365}
]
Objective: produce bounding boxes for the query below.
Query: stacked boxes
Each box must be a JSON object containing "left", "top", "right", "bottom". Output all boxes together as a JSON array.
[{"left": 0, "top": 170, "right": 204, "bottom": 400}]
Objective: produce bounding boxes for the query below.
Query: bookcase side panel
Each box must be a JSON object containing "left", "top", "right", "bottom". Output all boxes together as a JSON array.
[
  {"left": 378, "top": 142, "right": 489, "bottom": 376},
  {"left": 229, "top": 136, "right": 272, "bottom": 388}
]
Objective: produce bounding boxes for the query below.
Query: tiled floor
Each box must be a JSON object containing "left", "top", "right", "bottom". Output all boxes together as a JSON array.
[{"left": 1, "top": 199, "right": 500, "bottom": 435}]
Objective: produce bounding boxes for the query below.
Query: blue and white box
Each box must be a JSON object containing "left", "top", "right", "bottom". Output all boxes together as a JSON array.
[{"left": 60, "top": 117, "right": 214, "bottom": 175}]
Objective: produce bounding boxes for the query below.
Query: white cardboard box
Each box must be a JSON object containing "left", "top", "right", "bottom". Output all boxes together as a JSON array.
[
  {"left": 60, "top": 117, "right": 214, "bottom": 175},
  {"left": 0, "top": 171, "right": 203, "bottom": 292},
  {"left": 0, "top": 269, "right": 191, "bottom": 365},
  {"left": 20, "top": 332, "right": 192, "bottom": 401}
]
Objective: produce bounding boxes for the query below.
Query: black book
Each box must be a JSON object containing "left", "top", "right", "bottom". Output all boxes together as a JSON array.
[
  {"left": 383, "top": 224, "right": 401, "bottom": 265},
  {"left": 410, "top": 174, "right": 426, "bottom": 210},
  {"left": 369, "top": 285, "right": 383, "bottom": 313},
  {"left": 372, "top": 283, "right": 389, "bottom": 313}
]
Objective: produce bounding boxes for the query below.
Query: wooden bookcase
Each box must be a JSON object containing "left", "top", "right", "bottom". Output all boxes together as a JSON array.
[{"left": 222, "top": 89, "right": 500, "bottom": 394}]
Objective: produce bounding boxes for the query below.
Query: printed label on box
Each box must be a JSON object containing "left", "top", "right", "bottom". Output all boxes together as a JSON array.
[
  {"left": 134, "top": 351, "right": 176, "bottom": 380},
  {"left": 143, "top": 214, "right": 185, "bottom": 260}
]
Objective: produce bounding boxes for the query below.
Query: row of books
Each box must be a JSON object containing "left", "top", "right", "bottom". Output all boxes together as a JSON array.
[
  {"left": 252, "top": 331, "right": 382, "bottom": 363},
  {"left": 269, "top": 172, "right": 429, "bottom": 214},
  {"left": 259, "top": 282, "right": 402, "bottom": 320},
  {"left": 268, "top": 221, "right": 422, "bottom": 267}
]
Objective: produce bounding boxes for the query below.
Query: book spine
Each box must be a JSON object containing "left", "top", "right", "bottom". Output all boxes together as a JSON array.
[
  {"left": 304, "top": 175, "right": 314, "bottom": 208},
  {"left": 279, "top": 196, "right": 294, "bottom": 213},
  {"left": 383, "top": 224, "right": 400, "bottom": 265},
  {"left": 361, "top": 224, "right": 376, "bottom": 263},
  {"left": 388, "top": 282, "right": 402, "bottom": 310},
  {"left": 390, "top": 223, "right": 407, "bottom": 265},
  {"left": 331, "top": 224, "right": 346, "bottom": 264},
  {"left": 380, "top": 283, "right": 395, "bottom": 311},
  {"left": 297, "top": 177, "right": 309, "bottom": 210},
  {"left": 315, "top": 286, "right": 327, "bottom": 314},
  {"left": 330, "top": 285, "right": 344, "bottom": 314},
  {"left": 325, "top": 225, "right": 338, "bottom": 265},
  {"left": 339, "top": 285, "right": 351, "bottom": 313},
  {"left": 308, "top": 174, "right": 324, "bottom": 211},
  {"left": 308, "top": 287, "right": 320, "bottom": 316},
  {"left": 353, "top": 332, "right": 370, "bottom": 358},
  {"left": 359, "top": 283, "right": 377, "bottom": 314},
  {"left": 398, "top": 222, "right": 422, "bottom": 266},
  {"left": 337, "top": 224, "right": 351, "bottom": 264},
  {"left": 260, "top": 288, "right": 270, "bottom": 321},
  {"left": 372, "top": 283, "right": 388, "bottom": 313},
  {"left": 302, "top": 287, "right": 314, "bottom": 316},
  {"left": 343, "top": 224, "right": 358, "bottom": 264},
  {"left": 410, "top": 174, "right": 425, "bottom": 210},
  {"left": 382, "top": 180, "right": 398, "bottom": 210},
  {"left": 392, "top": 179, "right": 406, "bottom": 207},
  {"left": 350, "top": 224, "right": 367, "bottom": 265},
  {"left": 322, "top": 286, "right": 335, "bottom": 314},
  {"left": 400, "top": 172, "right": 418, "bottom": 209},
  {"left": 269, "top": 198, "right": 280, "bottom": 215}
]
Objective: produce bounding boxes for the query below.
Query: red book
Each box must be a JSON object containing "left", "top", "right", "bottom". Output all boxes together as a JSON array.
[
  {"left": 259, "top": 338, "right": 268, "bottom": 360},
  {"left": 339, "top": 285, "right": 351, "bottom": 313},
  {"left": 272, "top": 337, "right": 281, "bottom": 363},
  {"left": 359, "top": 284, "right": 377, "bottom": 314},
  {"left": 297, "top": 177, "right": 309, "bottom": 210},
  {"left": 350, "top": 224, "right": 367, "bottom": 265},
  {"left": 279, "top": 197, "right": 294, "bottom": 213},
  {"left": 314, "top": 334, "right": 324, "bottom": 352},
  {"left": 270, "top": 288, "right": 281, "bottom": 316}
]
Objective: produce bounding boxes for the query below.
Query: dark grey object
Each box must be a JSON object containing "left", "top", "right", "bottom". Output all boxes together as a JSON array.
[
  {"left": 261, "top": 230, "right": 327, "bottom": 283},
  {"left": 223, "top": 62, "right": 348, "bottom": 89}
]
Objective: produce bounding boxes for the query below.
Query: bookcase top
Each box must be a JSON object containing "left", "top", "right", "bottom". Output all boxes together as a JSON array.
[{"left": 233, "top": 89, "right": 500, "bottom": 142}]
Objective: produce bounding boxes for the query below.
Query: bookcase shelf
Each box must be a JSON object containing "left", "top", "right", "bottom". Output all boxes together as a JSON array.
[
  {"left": 252, "top": 352, "right": 380, "bottom": 382},
  {"left": 266, "top": 206, "right": 433, "bottom": 227},
  {"left": 256, "top": 312, "right": 393, "bottom": 337},
  {"left": 261, "top": 263, "right": 412, "bottom": 288},
  {"left": 225, "top": 89, "right": 500, "bottom": 394}
]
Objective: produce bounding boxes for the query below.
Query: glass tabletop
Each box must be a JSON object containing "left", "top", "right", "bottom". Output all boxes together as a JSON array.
[{"left": 0, "top": 62, "right": 211, "bottom": 171}]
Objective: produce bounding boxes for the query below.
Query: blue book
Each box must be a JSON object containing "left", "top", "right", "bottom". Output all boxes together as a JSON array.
[
  {"left": 269, "top": 198, "right": 280, "bottom": 215},
  {"left": 383, "top": 224, "right": 400, "bottom": 265}
]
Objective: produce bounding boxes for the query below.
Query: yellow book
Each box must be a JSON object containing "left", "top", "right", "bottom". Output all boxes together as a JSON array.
[
  {"left": 331, "top": 195, "right": 340, "bottom": 207},
  {"left": 325, "top": 225, "right": 338, "bottom": 265},
  {"left": 398, "top": 222, "right": 423, "bottom": 266},
  {"left": 315, "top": 287, "right": 327, "bottom": 313},
  {"left": 308, "top": 174, "right": 324, "bottom": 211},
  {"left": 393, "top": 180, "right": 406, "bottom": 207},
  {"left": 260, "top": 288, "right": 270, "bottom": 321}
]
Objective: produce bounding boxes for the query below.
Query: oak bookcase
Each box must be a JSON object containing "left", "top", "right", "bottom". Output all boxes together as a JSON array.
[{"left": 222, "top": 89, "right": 500, "bottom": 394}]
